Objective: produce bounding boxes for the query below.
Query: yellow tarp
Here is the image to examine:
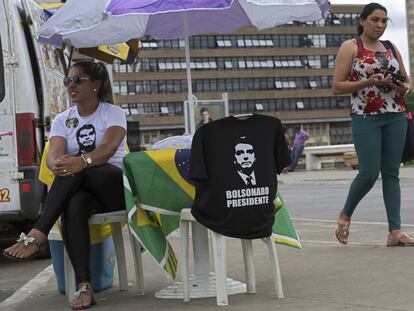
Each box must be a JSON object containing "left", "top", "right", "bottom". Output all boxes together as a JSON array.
[{"left": 39, "top": 3, "right": 139, "bottom": 64}]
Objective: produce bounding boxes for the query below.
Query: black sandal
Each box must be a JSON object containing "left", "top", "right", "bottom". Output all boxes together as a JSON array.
[
  {"left": 71, "top": 284, "right": 96, "bottom": 310},
  {"left": 2, "top": 233, "right": 45, "bottom": 261}
]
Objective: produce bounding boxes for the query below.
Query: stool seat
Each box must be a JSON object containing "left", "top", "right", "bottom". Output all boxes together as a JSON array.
[
  {"left": 180, "top": 208, "right": 284, "bottom": 306},
  {"left": 89, "top": 210, "right": 129, "bottom": 224},
  {"left": 180, "top": 208, "right": 194, "bottom": 221}
]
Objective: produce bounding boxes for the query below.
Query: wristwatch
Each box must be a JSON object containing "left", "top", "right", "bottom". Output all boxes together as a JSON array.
[{"left": 81, "top": 153, "right": 92, "bottom": 168}]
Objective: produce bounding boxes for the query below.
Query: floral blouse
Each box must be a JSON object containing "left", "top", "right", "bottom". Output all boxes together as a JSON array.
[{"left": 350, "top": 37, "right": 406, "bottom": 115}]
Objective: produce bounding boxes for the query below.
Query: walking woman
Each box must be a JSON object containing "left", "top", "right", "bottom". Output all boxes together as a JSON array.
[
  {"left": 332, "top": 3, "right": 413, "bottom": 246},
  {"left": 3, "top": 61, "right": 127, "bottom": 309}
]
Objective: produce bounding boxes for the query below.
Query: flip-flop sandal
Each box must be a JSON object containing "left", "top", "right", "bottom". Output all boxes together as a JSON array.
[
  {"left": 387, "top": 232, "right": 414, "bottom": 247},
  {"left": 71, "top": 285, "right": 97, "bottom": 310},
  {"left": 335, "top": 222, "right": 350, "bottom": 245},
  {"left": 335, "top": 211, "right": 351, "bottom": 245},
  {"left": 2, "top": 233, "right": 45, "bottom": 262}
]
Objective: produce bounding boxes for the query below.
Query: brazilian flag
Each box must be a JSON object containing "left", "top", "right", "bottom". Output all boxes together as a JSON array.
[{"left": 123, "top": 150, "right": 302, "bottom": 280}]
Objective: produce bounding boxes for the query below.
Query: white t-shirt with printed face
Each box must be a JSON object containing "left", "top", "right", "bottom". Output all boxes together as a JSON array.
[{"left": 49, "top": 102, "right": 127, "bottom": 168}]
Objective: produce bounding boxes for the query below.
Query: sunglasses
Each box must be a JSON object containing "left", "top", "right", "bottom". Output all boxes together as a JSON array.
[{"left": 63, "top": 74, "right": 90, "bottom": 87}]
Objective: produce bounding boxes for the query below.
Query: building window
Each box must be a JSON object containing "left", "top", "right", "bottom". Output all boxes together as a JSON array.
[
  {"left": 228, "top": 97, "right": 350, "bottom": 114},
  {"left": 120, "top": 81, "right": 127, "bottom": 95},
  {"left": 309, "top": 80, "right": 318, "bottom": 89},
  {"left": 118, "top": 63, "right": 127, "bottom": 73},
  {"left": 113, "top": 82, "right": 120, "bottom": 95},
  {"left": 115, "top": 75, "right": 334, "bottom": 94},
  {"left": 120, "top": 104, "right": 130, "bottom": 115},
  {"left": 136, "top": 32, "right": 350, "bottom": 52},
  {"left": 141, "top": 41, "right": 158, "bottom": 49},
  {"left": 121, "top": 54, "right": 338, "bottom": 74},
  {"left": 296, "top": 101, "right": 304, "bottom": 109},
  {"left": 224, "top": 61, "right": 233, "bottom": 69},
  {"left": 127, "top": 81, "right": 136, "bottom": 95},
  {"left": 255, "top": 103, "right": 264, "bottom": 111}
]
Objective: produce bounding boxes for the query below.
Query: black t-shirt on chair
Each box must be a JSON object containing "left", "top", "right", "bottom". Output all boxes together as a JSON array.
[{"left": 189, "top": 114, "right": 291, "bottom": 239}]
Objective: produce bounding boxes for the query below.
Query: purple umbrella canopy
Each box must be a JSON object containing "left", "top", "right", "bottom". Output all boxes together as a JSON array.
[
  {"left": 38, "top": 0, "right": 330, "bottom": 48},
  {"left": 38, "top": 0, "right": 330, "bottom": 121}
]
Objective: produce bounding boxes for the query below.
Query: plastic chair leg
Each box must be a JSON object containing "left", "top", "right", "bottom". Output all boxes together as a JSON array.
[
  {"left": 128, "top": 230, "right": 144, "bottom": 295},
  {"left": 111, "top": 222, "right": 128, "bottom": 291},
  {"left": 191, "top": 222, "right": 210, "bottom": 276},
  {"left": 241, "top": 239, "right": 256, "bottom": 294},
  {"left": 266, "top": 237, "right": 284, "bottom": 298},
  {"left": 180, "top": 219, "right": 191, "bottom": 302},
  {"left": 64, "top": 247, "right": 76, "bottom": 302},
  {"left": 211, "top": 231, "right": 228, "bottom": 306}
]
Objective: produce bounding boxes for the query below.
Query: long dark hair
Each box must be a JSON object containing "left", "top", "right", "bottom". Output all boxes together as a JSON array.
[
  {"left": 70, "top": 60, "right": 114, "bottom": 104},
  {"left": 357, "top": 3, "right": 387, "bottom": 36}
]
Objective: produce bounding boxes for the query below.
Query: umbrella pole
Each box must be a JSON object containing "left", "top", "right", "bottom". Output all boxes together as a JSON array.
[
  {"left": 183, "top": 11, "right": 210, "bottom": 278},
  {"left": 183, "top": 12, "right": 196, "bottom": 134}
]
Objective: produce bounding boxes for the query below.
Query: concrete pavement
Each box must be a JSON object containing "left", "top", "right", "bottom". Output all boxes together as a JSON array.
[
  {"left": 278, "top": 166, "right": 414, "bottom": 185},
  {"left": 4, "top": 167, "right": 414, "bottom": 311}
]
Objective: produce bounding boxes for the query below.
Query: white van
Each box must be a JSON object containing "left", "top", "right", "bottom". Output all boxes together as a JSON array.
[{"left": 0, "top": 0, "right": 69, "bottom": 238}]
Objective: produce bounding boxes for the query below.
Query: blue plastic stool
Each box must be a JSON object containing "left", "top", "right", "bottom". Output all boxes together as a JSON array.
[{"left": 49, "top": 236, "right": 115, "bottom": 294}]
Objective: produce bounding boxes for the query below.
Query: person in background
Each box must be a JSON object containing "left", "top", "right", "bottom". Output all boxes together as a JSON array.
[
  {"left": 196, "top": 107, "right": 213, "bottom": 130},
  {"left": 282, "top": 126, "right": 292, "bottom": 150},
  {"left": 332, "top": 3, "right": 413, "bottom": 246},
  {"left": 3, "top": 60, "right": 127, "bottom": 309},
  {"left": 289, "top": 126, "right": 309, "bottom": 171}
]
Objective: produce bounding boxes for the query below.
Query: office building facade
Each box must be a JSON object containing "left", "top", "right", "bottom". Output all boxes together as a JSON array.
[{"left": 112, "top": 5, "right": 363, "bottom": 149}]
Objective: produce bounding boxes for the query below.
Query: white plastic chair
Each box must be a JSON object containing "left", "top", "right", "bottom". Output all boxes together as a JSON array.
[
  {"left": 63, "top": 210, "right": 144, "bottom": 302},
  {"left": 180, "top": 208, "right": 284, "bottom": 306}
]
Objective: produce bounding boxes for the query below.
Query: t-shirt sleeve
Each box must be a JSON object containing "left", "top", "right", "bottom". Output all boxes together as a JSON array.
[
  {"left": 49, "top": 113, "right": 67, "bottom": 139},
  {"left": 106, "top": 105, "right": 127, "bottom": 130},
  {"left": 189, "top": 128, "right": 208, "bottom": 180},
  {"left": 274, "top": 119, "right": 291, "bottom": 174}
]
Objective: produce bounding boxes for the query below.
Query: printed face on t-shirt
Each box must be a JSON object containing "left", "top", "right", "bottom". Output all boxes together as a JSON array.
[
  {"left": 234, "top": 142, "right": 256, "bottom": 174},
  {"left": 235, "top": 143, "right": 255, "bottom": 168},
  {"left": 76, "top": 124, "right": 96, "bottom": 154}
]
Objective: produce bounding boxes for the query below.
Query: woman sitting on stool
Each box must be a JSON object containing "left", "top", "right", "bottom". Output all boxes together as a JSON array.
[{"left": 3, "top": 60, "right": 127, "bottom": 310}]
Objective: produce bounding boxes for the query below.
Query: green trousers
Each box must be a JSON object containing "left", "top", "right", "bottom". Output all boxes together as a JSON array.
[{"left": 343, "top": 112, "right": 407, "bottom": 230}]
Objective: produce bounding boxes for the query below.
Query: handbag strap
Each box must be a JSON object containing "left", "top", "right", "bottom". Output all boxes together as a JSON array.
[{"left": 381, "top": 40, "right": 397, "bottom": 59}]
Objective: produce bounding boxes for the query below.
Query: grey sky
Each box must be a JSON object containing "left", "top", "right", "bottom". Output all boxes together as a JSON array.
[{"left": 330, "top": 0, "right": 410, "bottom": 74}]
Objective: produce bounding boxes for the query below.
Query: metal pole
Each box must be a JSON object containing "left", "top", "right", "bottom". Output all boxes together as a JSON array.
[
  {"left": 183, "top": 11, "right": 196, "bottom": 134},
  {"left": 183, "top": 10, "right": 209, "bottom": 277}
]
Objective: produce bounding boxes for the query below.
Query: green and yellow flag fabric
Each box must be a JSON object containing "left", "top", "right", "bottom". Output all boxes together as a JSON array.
[{"left": 123, "top": 149, "right": 302, "bottom": 280}]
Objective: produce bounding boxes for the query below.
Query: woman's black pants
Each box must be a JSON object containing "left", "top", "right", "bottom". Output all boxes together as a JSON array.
[{"left": 33, "top": 164, "right": 125, "bottom": 284}]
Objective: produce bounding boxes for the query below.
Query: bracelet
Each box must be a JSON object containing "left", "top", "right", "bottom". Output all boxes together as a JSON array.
[{"left": 80, "top": 155, "right": 88, "bottom": 168}]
